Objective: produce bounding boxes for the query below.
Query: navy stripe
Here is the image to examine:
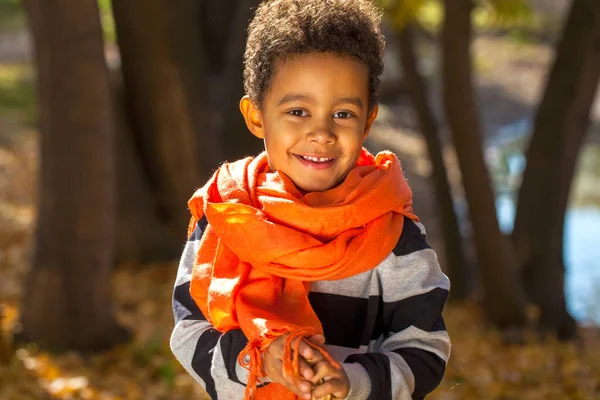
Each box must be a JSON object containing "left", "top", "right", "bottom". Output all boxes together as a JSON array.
[
  {"left": 430, "top": 315, "right": 447, "bottom": 332},
  {"left": 188, "top": 216, "right": 208, "bottom": 241},
  {"left": 394, "top": 348, "right": 446, "bottom": 399},
  {"left": 345, "top": 353, "right": 392, "bottom": 400},
  {"left": 372, "top": 295, "right": 387, "bottom": 341},
  {"left": 310, "top": 289, "right": 448, "bottom": 347},
  {"left": 393, "top": 217, "right": 431, "bottom": 256},
  {"left": 220, "top": 329, "right": 250, "bottom": 385},
  {"left": 309, "top": 292, "right": 377, "bottom": 348},
  {"left": 173, "top": 281, "right": 206, "bottom": 322},
  {"left": 383, "top": 288, "right": 449, "bottom": 333},
  {"left": 192, "top": 328, "right": 221, "bottom": 399}
]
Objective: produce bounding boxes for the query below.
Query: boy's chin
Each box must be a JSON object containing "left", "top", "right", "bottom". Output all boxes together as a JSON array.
[{"left": 294, "top": 178, "right": 345, "bottom": 194}]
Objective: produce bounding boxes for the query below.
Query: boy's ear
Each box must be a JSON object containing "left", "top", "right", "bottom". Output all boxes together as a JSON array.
[
  {"left": 363, "top": 105, "right": 379, "bottom": 139},
  {"left": 240, "top": 96, "right": 265, "bottom": 139}
]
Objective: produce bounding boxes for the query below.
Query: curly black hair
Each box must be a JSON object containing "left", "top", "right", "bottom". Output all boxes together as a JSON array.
[{"left": 243, "top": 0, "right": 385, "bottom": 111}]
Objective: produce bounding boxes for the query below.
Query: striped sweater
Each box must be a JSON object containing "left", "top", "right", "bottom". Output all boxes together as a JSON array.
[{"left": 170, "top": 215, "right": 451, "bottom": 400}]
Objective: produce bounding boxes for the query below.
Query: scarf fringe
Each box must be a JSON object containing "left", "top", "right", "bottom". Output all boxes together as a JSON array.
[
  {"left": 238, "top": 328, "right": 340, "bottom": 400},
  {"left": 239, "top": 341, "right": 265, "bottom": 400}
]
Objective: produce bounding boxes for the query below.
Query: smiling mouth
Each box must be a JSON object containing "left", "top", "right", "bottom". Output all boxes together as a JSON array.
[
  {"left": 294, "top": 154, "right": 337, "bottom": 169},
  {"left": 298, "top": 155, "right": 334, "bottom": 163}
]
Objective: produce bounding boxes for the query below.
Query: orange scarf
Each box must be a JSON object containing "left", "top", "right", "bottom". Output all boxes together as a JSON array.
[{"left": 188, "top": 149, "right": 416, "bottom": 399}]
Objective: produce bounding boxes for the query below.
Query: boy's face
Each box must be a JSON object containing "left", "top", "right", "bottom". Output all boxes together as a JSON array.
[{"left": 241, "top": 52, "right": 378, "bottom": 192}]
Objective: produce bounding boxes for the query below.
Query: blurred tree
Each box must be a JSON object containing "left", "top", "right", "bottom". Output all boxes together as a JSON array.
[
  {"left": 379, "top": 0, "right": 535, "bottom": 304},
  {"left": 381, "top": 0, "right": 531, "bottom": 308},
  {"left": 441, "top": 0, "right": 528, "bottom": 328},
  {"left": 387, "top": 0, "right": 598, "bottom": 339},
  {"left": 111, "top": 0, "right": 261, "bottom": 262},
  {"left": 200, "top": 0, "right": 263, "bottom": 162},
  {"left": 111, "top": 0, "right": 213, "bottom": 262},
  {"left": 111, "top": 69, "right": 183, "bottom": 263},
  {"left": 396, "top": 23, "right": 473, "bottom": 300},
  {"left": 18, "top": 0, "right": 128, "bottom": 350},
  {"left": 513, "top": 0, "right": 600, "bottom": 340}
]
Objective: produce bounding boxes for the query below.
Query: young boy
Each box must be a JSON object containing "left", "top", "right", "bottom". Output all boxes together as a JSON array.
[{"left": 170, "top": 1, "right": 450, "bottom": 399}]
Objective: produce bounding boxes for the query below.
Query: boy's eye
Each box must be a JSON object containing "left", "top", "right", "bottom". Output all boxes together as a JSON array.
[
  {"left": 288, "top": 109, "right": 308, "bottom": 117},
  {"left": 333, "top": 111, "right": 353, "bottom": 119}
]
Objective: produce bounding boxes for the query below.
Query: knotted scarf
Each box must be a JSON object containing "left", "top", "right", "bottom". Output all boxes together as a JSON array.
[{"left": 188, "top": 148, "right": 417, "bottom": 399}]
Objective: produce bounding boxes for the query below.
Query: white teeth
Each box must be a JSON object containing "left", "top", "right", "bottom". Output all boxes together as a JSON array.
[{"left": 301, "top": 156, "right": 333, "bottom": 162}]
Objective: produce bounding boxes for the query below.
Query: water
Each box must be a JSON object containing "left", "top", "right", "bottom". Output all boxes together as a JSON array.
[{"left": 487, "top": 119, "right": 600, "bottom": 325}]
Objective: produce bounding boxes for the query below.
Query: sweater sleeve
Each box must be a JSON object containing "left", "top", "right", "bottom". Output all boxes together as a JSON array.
[
  {"left": 345, "top": 217, "right": 451, "bottom": 400},
  {"left": 169, "top": 217, "right": 268, "bottom": 399}
]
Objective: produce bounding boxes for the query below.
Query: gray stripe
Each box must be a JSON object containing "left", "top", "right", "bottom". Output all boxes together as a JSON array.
[
  {"left": 175, "top": 239, "right": 200, "bottom": 287},
  {"left": 387, "top": 352, "right": 415, "bottom": 399},
  {"left": 344, "top": 362, "right": 372, "bottom": 400},
  {"left": 309, "top": 266, "right": 378, "bottom": 299},
  {"left": 382, "top": 249, "right": 450, "bottom": 303},
  {"left": 170, "top": 319, "right": 213, "bottom": 389},
  {"left": 380, "top": 326, "right": 451, "bottom": 363},
  {"left": 308, "top": 249, "right": 449, "bottom": 306}
]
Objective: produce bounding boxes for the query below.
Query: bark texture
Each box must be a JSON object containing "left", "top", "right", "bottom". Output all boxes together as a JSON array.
[
  {"left": 20, "top": 0, "right": 127, "bottom": 351},
  {"left": 442, "top": 0, "right": 527, "bottom": 327}
]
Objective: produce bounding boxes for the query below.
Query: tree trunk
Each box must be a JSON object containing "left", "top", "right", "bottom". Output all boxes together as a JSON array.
[
  {"left": 201, "top": 0, "right": 263, "bottom": 161},
  {"left": 112, "top": 0, "right": 216, "bottom": 244},
  {"left": 110, "top": 69, "right": 181, "bottom": 264},
  {"left": 441, "top": 0, "right": 527, "bottom": 327},
  {"left": 513, "top": 0, "right": 600, "bottom": 340},
  {"left": 110, "top": 0, "right": 262, "bottom": 263},
  {"left": 397, "top": 24, "right": 473, "bottom": 300},
  {"left": 19, "top": 0, "right": 128, "bottom": 351}
]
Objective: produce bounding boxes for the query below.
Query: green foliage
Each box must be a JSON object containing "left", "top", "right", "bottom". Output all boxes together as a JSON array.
[
  {"left": 0, "top": 0, "right": 25, "bottom": 32},
  {"left": 377, "top": 0, "right": 441, "bottom": 31},
  {"left": 478, "top": 0, "right": 533, "bottom": 23},
  {"left": 97, "top": 0, "right": 116, "bottom": 43},
  {"left": 377, "top": 0, "right": 536, "bottom": 34},
  {"left": 0, "top": 64, "right": 35, "bottom": 126},
  {"left": 133, "top": 334, "right": 163, "bottom": 366},
  {"left": 157, "top": 359, "right": 177, "bottom": 388},
  {"left": 475, "top": 0, "right": 536, "bottom": 33}
]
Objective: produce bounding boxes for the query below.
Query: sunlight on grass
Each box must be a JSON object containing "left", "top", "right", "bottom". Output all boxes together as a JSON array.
[
  {"left": 1, "top": 265, "right": 211, "bottom": 400},
  {"left": 15, "top": 346, "right": 108, "bottom": 400}
]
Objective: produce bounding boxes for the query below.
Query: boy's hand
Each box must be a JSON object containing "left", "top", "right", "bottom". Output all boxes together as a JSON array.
[
  {"left": 310, "top": 359, "right": 350, "bottom": 400},
  {"left": 262, "top": 334, "right": 326, "bottom": 399}
]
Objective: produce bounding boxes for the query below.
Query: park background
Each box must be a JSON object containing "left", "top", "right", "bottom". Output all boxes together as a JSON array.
[{"left": 0, "top": 0, "right": 599, "bottom": 399}]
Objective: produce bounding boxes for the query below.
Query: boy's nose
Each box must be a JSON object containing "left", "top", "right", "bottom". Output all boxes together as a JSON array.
[{"left": 307, "top": 120, "right": 336, "bottom": 145}]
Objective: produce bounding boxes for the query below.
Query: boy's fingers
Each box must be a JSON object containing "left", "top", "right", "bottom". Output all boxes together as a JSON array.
[
  {"left": 288, "top": 375, "right": 313, "bottom": 398},
  {"left": 299, "top": 339, "right": 316, "bottom": 360},
  {"left": 312, "top": 378, "right": 347, "bottom": 399},
  {"left": 308, "top": 334, "right": 326, "bottom": 346},
  {"left": 295, "top": 379, "right": 312, "bottom": 396},
  {"left": 302, "top": 334, "right": 326, "bottom": 360},
  {"left": 272, "top": 360, "right": 313, "bottom": 399},
  {"left": 300, "top": 341, "right": 326, "bottom": 366},
  {"left": 299, "top": 358, "right": 315, "bottom": 380},
  {"left": 309, "top": 360, "right": 338, "bottom": 385}
]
